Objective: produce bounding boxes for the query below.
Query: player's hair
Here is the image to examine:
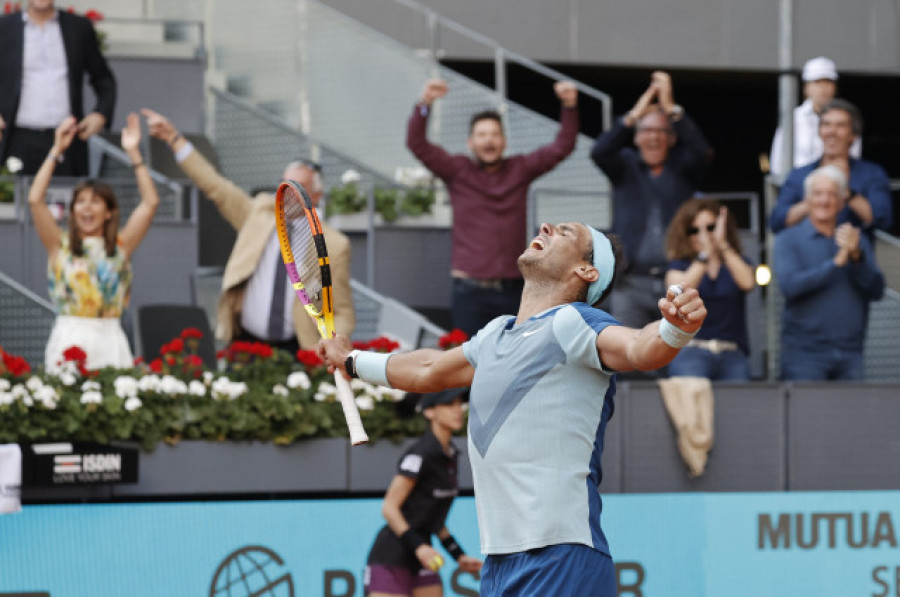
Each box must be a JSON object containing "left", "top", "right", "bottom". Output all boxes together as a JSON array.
[
  {"left": 68, "top": 180, "right": 120, "bottom": 257},
  {"left": 820, "top": 98, "right": 863, "bottom": 136},
  {"left": 803, "top": 164, "right": 848, "bottom": 198},
  {"left": 665, "top": 198, "right": 743, "bottom": 261},
  {"left": 469, "top": 110, "right": 504, "bottom": 136},
  {"left": 578, "top": 233, "right": 623, "bottom": 307}
]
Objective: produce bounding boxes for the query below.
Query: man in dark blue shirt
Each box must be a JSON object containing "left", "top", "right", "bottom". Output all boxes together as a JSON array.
[
  {"left": 774, "top": 164, "right": 884, "bottom": 381},
  {"left": 769, "top": 99, "right": 892, "bottom": 241},
  {"left": 590, "top": 71, "right": 713, "bottom": 331}
]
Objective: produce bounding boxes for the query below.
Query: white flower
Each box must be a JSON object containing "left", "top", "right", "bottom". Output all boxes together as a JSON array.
[
  {"left": 355, "top": 396, "right": 375, "bottom": 411},
  {"left": 0, "top": 379, "right": 10, "bottom": 392},
  {"left": 313, "top": 392, "right": 328, "bottom": 402},
  {"left": 138, "top": 375, "right": 161, "bottom": 393},
  {"left": 80, "top": 391, "right": 103, "bottom": 405},
  {"left": 59, "top": 371, "right": 77, "bottom": 386},
  {"left": 318, "top": 381, "right": 336, "bottom": 395},
  {"left": 211, "top": 377, "right": 247, "bottom": 400},
  {"left": 114, "top": 376, "right": 139, "bottom": 399},
  {"left": 286, "top": 371, "right": 311, "bottom": 390},
  {"left": 124, "top": 396, "right": 143, "bottom": 411},
  {"left": 34, "top": 386, "right": 59, "bottom": 409},
  {"left": 5, "top": 156, "right": 23, "bottom": 174},
  {"left": 11, "top": 384, "right": 29, "bottom": 400},
  {"left": 160, "top": 375, "right": 187, "bottom": 396},
  {"left": 0, "top": 393, "right": 14, "bottom": 406},
  {"left": 272, "top": 384, "right": 289, "bottom": 397},
  {"left": 394, "top": 166, "right": 431, "bottom": 187},
  {"left": 188, "top": 380, "right": 206, "bottom": 397},
  {"left": 81, "top": 380, "right": 101, "bottom": 392},
  {"left": 341, "top": 169, "right": 361, "bottom": 184},
  {"left": 349, "top": 378, "right": 371, "bottom": 392},
  {"left": 26, "top": 376, "right": 43, "bottom": 392},
  {"left": 202, "top": 371, "right": 214, "bottom": 385},
  {"left": 374, "top": 385, "right": 399, "bottom": 402}
]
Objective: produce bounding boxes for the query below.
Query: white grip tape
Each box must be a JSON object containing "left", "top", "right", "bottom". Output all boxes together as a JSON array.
[{"left": 333, "top": 372, "right": 368, "bottom": 445}]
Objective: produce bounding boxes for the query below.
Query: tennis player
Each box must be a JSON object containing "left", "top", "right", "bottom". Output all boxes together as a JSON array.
[
  {"left": 321, "top": 222, "right": 707, "bottom": 596},
  {"left": 364, "top": 388, "right": 482, "bottom": 597}
]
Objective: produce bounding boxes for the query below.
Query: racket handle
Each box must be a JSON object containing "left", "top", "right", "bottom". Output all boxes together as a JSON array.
[{"left": 333, "top": 372, "right": 369, "bottom": 446}]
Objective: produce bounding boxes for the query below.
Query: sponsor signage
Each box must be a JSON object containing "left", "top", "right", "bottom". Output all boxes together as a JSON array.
[
  {"left": 21, "top": 442, "right": 138, "bottom": 486},
  {"left": 0, "top": 491, "right": 898, "bottom": 596}
]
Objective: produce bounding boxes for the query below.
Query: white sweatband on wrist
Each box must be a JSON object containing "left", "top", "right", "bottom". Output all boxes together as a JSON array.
[
  {"left": 174, "top": 140, "right": 195, "bottom": 163},
  {"left": 355, "top": 352, "right": 392, "bottom": 387},
  {"left": 659, "top": 319, "right": 696, "bottom": 349}
]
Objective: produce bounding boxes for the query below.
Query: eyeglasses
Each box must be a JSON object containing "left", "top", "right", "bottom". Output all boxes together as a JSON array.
[
  {"left": 688, "top": 224, "right": 716, "bottom": 235},
  {"left": 292, "top": 158, "right": 322, "bottom": 173}
]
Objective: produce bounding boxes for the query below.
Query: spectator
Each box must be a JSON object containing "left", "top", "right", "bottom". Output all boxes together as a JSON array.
[
  {"left": 664, "top": 199, "right": 755, "bottom": 381},
  {"left": 0, "top": 0, "right": 116, "bottom": 176},
  {"left": 590, "top": 71, "right": 713, "bottom": 331},
  {"left": 774, "top": 165, "right": 884, "bottom": 381},
  {"left": 769, "top": 56, "right": 861, "bottom": 181},
  {"left": 364, "top": 388, "right": 482, "bottom": 596},
  {"left": 143, "top": 108, "right": 355, "bottom": 353},
  {"left": 769, "top": 99, "right": 891, "bottom": 240},
  {"left": 29, "top": 114, "right": 158, "bottom": 372},
  {"left": 320, "top": 221, "right": 708, "bottom": 596},
  {"left": 407, "top": 78, "right": 579, "bottom": 337}
]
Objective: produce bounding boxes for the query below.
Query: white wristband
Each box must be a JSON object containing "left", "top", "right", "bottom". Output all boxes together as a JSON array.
[
  {"left": 355, "top": 352, "right": 392, "bottom": 387},
  {"left": 659, "top": 319, "right": 696, "bottom": 349}
]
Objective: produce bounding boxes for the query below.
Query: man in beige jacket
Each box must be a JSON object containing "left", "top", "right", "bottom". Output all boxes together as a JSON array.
[{"left": 143, "top": 108, "right": 355, "bottom": 352}]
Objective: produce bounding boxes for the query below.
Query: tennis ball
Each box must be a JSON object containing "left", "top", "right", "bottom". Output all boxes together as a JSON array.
[{"left": 429, "top": 555, "right": 444, "bottom": 571}]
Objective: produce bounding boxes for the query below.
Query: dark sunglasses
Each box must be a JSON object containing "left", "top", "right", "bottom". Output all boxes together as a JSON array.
[
  {"left": 293, "top": 158, "right": 322, "bottom": 173},
  {"left": 688, "top": 223, "right": 716, "bottom": 235}
]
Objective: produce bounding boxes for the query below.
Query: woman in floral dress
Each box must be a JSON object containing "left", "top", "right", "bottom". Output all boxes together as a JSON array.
[{"left": 28, "top": 113, "right": 159, "bottom": 372}]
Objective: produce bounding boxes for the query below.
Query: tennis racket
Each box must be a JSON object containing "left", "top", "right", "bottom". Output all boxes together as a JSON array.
[{"left": 275, "top": 180, "right": 368, "bottom": 445}]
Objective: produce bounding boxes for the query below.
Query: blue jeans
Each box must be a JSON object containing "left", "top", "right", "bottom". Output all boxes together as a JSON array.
[
  {"left": 668, "top": 346, "right": 750, "bottom": 381},
  {"left": 780, "top": 347, "right": 864, "bottom": 381},
  {"left": 451, "top": 277, "right": 523, "bottom": 338}
]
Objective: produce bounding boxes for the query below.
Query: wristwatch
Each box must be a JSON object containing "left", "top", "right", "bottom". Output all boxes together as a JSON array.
[
  {"left": 696, "top": 251, "right": 709, "bottom": 264},
  {"left": 344, "top": 349, "right": 360, "bottom": 379},
  {"left": 667, "top": 104, "right": 684, "bottom": 120}
]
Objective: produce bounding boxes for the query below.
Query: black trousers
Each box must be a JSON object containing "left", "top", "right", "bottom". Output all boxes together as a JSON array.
[{"left": 4, "top": 126, "right": 88, "bottom": 176}]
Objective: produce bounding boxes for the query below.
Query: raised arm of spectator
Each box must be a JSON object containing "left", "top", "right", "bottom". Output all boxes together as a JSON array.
[
  {"left": 520, "top": 81, "right": 579, "bottom": 176},
  {"left": 590, "top": 81, "right": 658, "bottom": 180},
  {"left": 835, "top": 224, "right": 885, "bottom": 300},
  {"left": 142, "top": 108, "right": 252, "bottom": 230},
  {"left": 27, "top": 117, "right": 77, "bottom": 258},
  {"left": 653, "top": 72, "right": 714, "bottom": 184},
  {"left": 406, "top": 79, "right": 467, "bottom": 182},
  {"left": 118, "top": 113, "right": 160, "bottom": 257}
]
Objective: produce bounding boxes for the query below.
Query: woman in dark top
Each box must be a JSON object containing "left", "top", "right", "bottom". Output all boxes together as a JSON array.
[
  {"left": 664, "top": 199, "right": 756, "bottom": 380},
  {"left": 365, "top": 388, "right": 482, "bottom": 597}
]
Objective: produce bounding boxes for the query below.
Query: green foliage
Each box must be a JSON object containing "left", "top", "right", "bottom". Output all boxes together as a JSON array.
[{"left": 325, "top": 182, "right": 366, "bottom": 217}]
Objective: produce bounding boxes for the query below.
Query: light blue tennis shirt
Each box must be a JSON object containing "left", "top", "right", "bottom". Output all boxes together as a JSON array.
[{"left": 462, "top": 303, "right": 619, "bottom": 556}]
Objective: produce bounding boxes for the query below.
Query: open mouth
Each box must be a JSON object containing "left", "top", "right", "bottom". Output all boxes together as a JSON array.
[{"left": 530, "top": 237, "right": 546, "bottom": 251}]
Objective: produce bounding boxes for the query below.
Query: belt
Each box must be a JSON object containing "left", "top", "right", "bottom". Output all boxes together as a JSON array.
[
  {"left": 687, "top": 339, "right": 739, "bottom": 354},
  {"left": 452, "top": 270, "right": 522, "bottom": 291},
  {"left": 13, "top": 125, "right": 56, "bottom": 134}
]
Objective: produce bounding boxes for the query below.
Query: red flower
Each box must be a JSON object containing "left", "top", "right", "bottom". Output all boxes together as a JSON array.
[
  {"left": 84, "top": 8, "right": 103, "bottom": 21},
  {"left": 149, "top": 358, "right": 163, "bottom": 373},
  {"left": 439, "top": 329, "right": 469, "bottom": 350},
  {"left": 181, "top": 327, "right": 203, "bottom": 339},
  {"left": 296, "top": 349, "right": 323, "bottom": 368},
  {"left": 160, "top": 338, "right": 184, "bottom": 355},
  {"left": 66, "top": 6, "right": 74, "bottom": 13},
  {"left": 62, "top": 345, "right": 88, "bottom": 363},
  {"left": 1, "top": 347, "right": 31, "bottom": 377},
  {"left": 133, "top": 356, "right": 144, "bottom": 365}
]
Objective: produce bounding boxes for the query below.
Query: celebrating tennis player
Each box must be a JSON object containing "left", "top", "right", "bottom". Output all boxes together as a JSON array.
[
  {"left": 364, "top": 388, "right": 482, "bottom": 596},
  {"left": 320, "top": 222, "right": 706, "bottom": 596}
]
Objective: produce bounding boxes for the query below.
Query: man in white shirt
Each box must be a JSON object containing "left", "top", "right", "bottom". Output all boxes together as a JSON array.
[
  {"left": 0, "top": 0, "right": 116, "bottom": 176},
  {"left": 770, "top": 56, "right": 861, "bottom": 181}
]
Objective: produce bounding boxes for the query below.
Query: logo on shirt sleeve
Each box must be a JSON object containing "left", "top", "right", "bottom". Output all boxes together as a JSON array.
[{"left": 400, "top": 454, "right": 423, "bottom": 474}]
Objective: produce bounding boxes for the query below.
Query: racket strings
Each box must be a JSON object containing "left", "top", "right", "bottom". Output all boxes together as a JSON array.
[{"left": 282, "top": 189, "right": 325, "bottom": 312}]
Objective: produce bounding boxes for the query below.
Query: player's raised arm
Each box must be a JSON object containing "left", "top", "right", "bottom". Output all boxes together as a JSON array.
[{"left": 319, "top": 336, "right": 474, "bottom": 392}]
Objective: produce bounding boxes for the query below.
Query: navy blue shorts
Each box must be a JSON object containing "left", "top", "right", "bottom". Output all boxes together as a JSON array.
[{"left": 480, "top": 544, "right": 616, "bottom": 597}]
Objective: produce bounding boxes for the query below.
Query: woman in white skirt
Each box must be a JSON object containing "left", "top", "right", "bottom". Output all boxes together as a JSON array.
[{"left": 28, "top": 113, "right": 160, "bottom": 373}]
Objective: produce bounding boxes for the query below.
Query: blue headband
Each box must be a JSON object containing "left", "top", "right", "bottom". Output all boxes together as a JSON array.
[{"left": 586, "top": 226, "right": 615, "bottom": 306}]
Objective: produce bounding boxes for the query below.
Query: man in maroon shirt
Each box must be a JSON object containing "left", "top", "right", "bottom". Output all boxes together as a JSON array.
[{"left": 407, "top": 78, "right": 579, "bottom": 337}]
